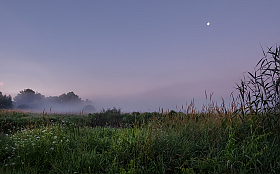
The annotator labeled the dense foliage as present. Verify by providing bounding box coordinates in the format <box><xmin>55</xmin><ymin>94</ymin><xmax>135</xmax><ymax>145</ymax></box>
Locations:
<box><xmin>13</xmin><ymin>89</ymin><xmax>45</xmax><ymax>109</ymax></box>
<box><xmin>0</xmin><ymin>106</ymin><xmax>279</xmax><ymax>173</ymax></box>
<box><xmin>0</xmin><ymin>92</ymin><xmax>12</xmax><ymax>109</ymax></box>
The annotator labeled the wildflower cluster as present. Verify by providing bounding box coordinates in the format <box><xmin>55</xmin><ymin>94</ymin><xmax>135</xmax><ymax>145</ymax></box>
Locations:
<box><xmin>1</xmin><ymin>125</ymin><xmax>71</xmax><ymax>169</ymax></box>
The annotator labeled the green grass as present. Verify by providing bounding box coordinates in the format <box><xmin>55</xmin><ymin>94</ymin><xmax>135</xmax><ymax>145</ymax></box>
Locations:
<box><xmin>0</xmin><ymin>107</ymin><xmax>280</xmax><ymax>174</ymax></box>
<box><xmin>1</xmin><ymin>42</ymin><xmax>279</xmax><ymax>173</ymax></box>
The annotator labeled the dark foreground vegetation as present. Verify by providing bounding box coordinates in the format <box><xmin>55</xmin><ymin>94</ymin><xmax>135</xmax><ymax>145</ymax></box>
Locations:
<box><xmin>0</xmin><ymin>45</ymin><xmax>279</xmax><ymax>173</ymax></box>
<box><xmin>0</xmin><ymin>105</ymin><xmax>280</xmax><ymax>174</ymax></box>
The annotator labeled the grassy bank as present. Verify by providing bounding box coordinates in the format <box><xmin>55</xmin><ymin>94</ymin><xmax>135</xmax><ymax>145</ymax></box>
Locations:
<box><xmin>0</xmin><ymin>105</ymin><xmax>279</xmax><ymax>173</ymax></box>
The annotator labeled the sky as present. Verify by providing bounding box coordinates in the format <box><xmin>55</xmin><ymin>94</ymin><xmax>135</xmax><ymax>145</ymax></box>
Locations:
<box><xmin>1</xmin><ymin>1</ymin><xmax>280</xmax><ymax>112</ymax></box>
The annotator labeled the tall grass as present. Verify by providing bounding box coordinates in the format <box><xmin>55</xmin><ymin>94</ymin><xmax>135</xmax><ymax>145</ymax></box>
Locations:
<box><xmin>1</xmin><ymin>102</ymin><xmax>279</xmax><ymax>173</ymax></box>
<box><xmin>0</xmin><ymin>45</ymin><xmax>280</xmax><ymax>173</ymax></box>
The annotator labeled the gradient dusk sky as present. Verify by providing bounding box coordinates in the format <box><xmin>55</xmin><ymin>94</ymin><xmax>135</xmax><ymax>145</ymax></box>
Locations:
<box><xmin>1</xmin><ymin>1</ymin><xmax>280</xmax><ymax>112</ymax></box>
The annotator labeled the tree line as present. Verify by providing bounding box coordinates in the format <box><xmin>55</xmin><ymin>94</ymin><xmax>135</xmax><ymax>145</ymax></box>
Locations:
<box><xmin>0</xmin><ymin>89</ymin><xmax>95</xmax><ymax>113</ymax></box>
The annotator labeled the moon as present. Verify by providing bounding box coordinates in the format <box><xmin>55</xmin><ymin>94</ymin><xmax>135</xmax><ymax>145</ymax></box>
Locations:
<box><xmin>207</xmin><ymin>22</ymin><xmax>210</xmax><ymax>26</ymax></box>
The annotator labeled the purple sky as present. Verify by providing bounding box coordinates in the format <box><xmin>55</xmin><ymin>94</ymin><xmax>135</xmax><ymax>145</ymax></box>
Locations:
<box><xmin>1</xmin><ymin>1</ymin><xmax>280</xmax><ymax>112</ymax></box>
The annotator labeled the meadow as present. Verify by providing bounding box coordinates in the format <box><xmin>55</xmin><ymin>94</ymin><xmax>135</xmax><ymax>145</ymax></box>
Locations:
<box><xmin>0</xmin><ymin>98</ymin><xmax>279</xmax><ymax>174</ymax></box>
<box><xmin>1</xmin><ymin>45</ymin><xmax>280</xmax><ymax>173</ymax></box>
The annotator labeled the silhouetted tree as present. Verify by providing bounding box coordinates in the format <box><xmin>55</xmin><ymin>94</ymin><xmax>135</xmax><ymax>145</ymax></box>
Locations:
<box><xmin>14</xmin><ymin>89</ymin><xmax>45</xmax><ymax>109</ymax></box>
<box><xmin>0</xmin><ymin>91</ymin><xmax>13</xmax><ymax>109</ymax></box>
<box><xmin>12</xmin><ymin>89</ymin><xmax>94</xmax><ymax>112</ymax></box>
<box><xmin>59</xmin><ymin>92</ymin><xmax>82</xmax><ymax>103</ymax></box>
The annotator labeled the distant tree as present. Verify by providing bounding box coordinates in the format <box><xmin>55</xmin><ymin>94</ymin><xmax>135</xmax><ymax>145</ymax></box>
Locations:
<box><xmin>82</xmin><ymin>105</ymin><xmax>95</xmax><ymax>113</ymax></box>
<box><xmin>0</xmin><ymin>91</ymin><xmax>13</xmax><ymax>109</ymax></box>
<box><xmin>13</xmin><ymin>89</ymin><xmax>45</xmax><ymax>109</ymax></box>
<box><xmin>59</xmin><ymin>92</ymin><xmax>82</xmax><ymax>103</ymax></box>
<box><xmin>12</xmin><ymin>89</ymin><xmax>94</xmax><ymax>112</ymax></box>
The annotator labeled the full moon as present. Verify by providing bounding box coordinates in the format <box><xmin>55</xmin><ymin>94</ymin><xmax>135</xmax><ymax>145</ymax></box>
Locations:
<box><xmin>207</xmin><ymin>22</ymin><xmax>210</xmax><ymax>26</ymax></box>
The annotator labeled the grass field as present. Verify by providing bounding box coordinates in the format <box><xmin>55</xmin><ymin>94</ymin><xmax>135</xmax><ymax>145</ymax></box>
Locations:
<box><xmin>1</xmin><ymin>46</ymin><xmax>279</xmax><ymax>173</ymax></box>
<box><xmin>0</xmin><ymin>98</ymin><xmax>279</xmax><ymax>174</ymax></box>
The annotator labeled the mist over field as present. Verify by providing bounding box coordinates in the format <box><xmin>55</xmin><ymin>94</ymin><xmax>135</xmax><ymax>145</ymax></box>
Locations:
<box><xmin>1</xmin><ymin>1</ymin><xmax>280</xmax><ymax>173</ymax></box>
<box><xmin>0</xmin><ymin>1</ymin><xmax>279</xmax><ymax>112</ymax></box>
<box><xmin>8</xmin><ymin>89</ymin><xmax>95</xmax><ymax>113</ymax></box>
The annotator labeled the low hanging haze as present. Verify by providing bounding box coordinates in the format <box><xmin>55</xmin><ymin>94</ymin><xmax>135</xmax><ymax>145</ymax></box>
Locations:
<box><xmin>1</xmin><ymin>1</ymin><xmax>280</xmax><ymax>112</ymax></box>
